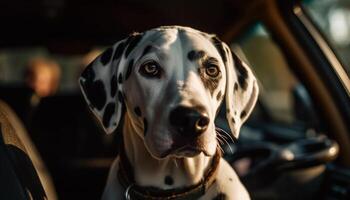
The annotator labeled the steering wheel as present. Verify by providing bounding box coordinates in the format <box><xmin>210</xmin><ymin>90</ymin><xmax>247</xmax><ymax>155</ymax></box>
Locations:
<box><xmin>224</xmin><ymin>135</ymin><xmax>339</xmax><ymax>189</ymax></box>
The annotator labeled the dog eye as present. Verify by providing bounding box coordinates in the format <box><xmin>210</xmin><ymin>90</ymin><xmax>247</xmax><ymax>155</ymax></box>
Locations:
<box><xmin>139</xmin><ymin>61</ymin><xmax>161</xmax><ymax>78</ymax></box>
<box><xmin>205</xmin><ymin>65</ymin><xmax>220</xmax><ymax>77</ymax></box>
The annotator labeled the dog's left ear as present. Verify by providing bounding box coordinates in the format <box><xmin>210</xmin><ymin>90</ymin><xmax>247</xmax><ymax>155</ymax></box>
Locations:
<box><xmin>79</xmin><ymin>33</ymin><xmax>143</xmax><ymax>134</ymax></box>
<box><xmin>212</xmin><ymin>37</ymin><xmax>259</xmax><ymax>139</ymax></box>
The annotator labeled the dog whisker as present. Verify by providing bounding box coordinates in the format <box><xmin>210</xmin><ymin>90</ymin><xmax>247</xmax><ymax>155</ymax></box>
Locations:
<box><xmin>221</xmin><ymin>137</ymin><xmax>234</xmax><ymax>154</ymax></box>
<box><xmin>216</xmin><ymin>130</ymin><xmax>233</xmax><ymax>154</ymax></box>
<box><xmin>218</xmin><ymin>133</ymin><xmax>229</xmax><ymax>144</ymax></box>
<box><xmin>215</xmin><ymin>135</ymin><xmax>225</xmax><ymax>155</ymax></box>
<box><xmin>216</xmin><ymin>136</ymin><xmax>224</xmax><ymax>145</ymax></box>
<box><xmin>219</xmin><ymin>133</ymin><xmax>229</xmax><ymax>141</ymax></box>
<box><xmin>216</xmin><ymin>127</ymin><xmax>236</xmax><ymax>144</ymax></box>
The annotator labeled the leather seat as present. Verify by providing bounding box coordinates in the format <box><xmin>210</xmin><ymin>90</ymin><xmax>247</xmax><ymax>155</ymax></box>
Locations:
<box><xmin>0</xmin><ymin>100</ymin><xmax>57</xmax><ymax>200</ymax></box>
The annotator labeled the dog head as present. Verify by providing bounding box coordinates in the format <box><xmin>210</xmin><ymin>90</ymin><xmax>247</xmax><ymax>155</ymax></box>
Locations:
<box><xmin>79</xmin><ymin>26</ymin><xmax>258</xmax><ymax>159</ymax></box>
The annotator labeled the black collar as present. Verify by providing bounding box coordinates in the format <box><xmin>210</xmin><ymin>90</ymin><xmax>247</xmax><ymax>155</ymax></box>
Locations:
<box><xmin>117</xmin><ymin>141</ymin><xmax>221</xmax><ymax>200</ymax></box>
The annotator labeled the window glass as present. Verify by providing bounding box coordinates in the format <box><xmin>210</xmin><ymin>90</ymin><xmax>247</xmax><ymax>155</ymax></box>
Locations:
<box><xmin>0</xmin><ymin>47</ymin><xmax>102</xmax><ymax>93</ymax></box>
<box><xmin>232</xmin><ymin>23</ymin><xmax>316</xmax><ymax>127</ymax></box>
<box><xmin>303</xmin><ymin>0</ymin><xmax>350</xmax><ymax>75</ymax></box>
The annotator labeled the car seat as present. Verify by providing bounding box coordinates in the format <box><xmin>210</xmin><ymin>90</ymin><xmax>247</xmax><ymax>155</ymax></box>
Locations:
<box><xmin>0</xmin><ymin>100</ymin><xmax>57</xmax><ymax>200</ymax></box>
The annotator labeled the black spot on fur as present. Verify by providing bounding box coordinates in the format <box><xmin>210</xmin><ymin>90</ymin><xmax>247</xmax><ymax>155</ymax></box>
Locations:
<box><xmin>187</xmin><ymin>50</ymin><xmax>205</xmax><ymax>61</ymax></box>
<box><xmin>226</xmin><ymin>108</ymin><xmax>230</xmax><ymax>113</ymax></box>
<box><xmin>103</xmin><ymin>102</ymin><xmax>115</xmax><ymax>128</ymax></box>
<box><xmin>231</xmin><ymin>52</ymin><xmax>248</xmax><ymax>90</ymax></box>
<box><xmin>125</xmin><ymin>33</ymin><xmax>143</xmax><ymax>58</ymax></box>
<box><xmin>240</xmin><ymin>111</ymin><xmax>247</xmax><ymax>119</ymax></box>
<box><xmin>134</xmin><ymin>107</ymin><xmax>142</xmax><ymax>117</ymax></box>
<box><xmin>187</xmin><ymin>50</ymin><xmax>196</xmax><ymax>60</ymax></box>
<box><xmin>81</xmin><ymin>64</ymin><xmax>95</xmax><ymax>80</ymax></box>
<box><xmin>238</xmin><ymin>75</ymin><xmax>248</xmax><ymax>90</ymax></box>
<box><xmin>118</xmin><ymin>74</ymin><xmax>123</xmax><ymax>84</ymax></box>
<box><xmin>231</xmin><ymin>117</ymin><xmax>235</xmax><ymax>124</ymax></box>
<box><xmin>212</xmin><ymin>193</ymin><xmax>227</xmax><ymax>200</ymax></box>
<box><xmin>125</xmin><ymin>59</ymin><xmax>134</xmax><ymax>80</ymax></box>
<box><xmin>143</xmin><ymin>118</ymin><xmax>148</xmax><ymax>136</ymax></box>
<box><xmin>211</xmin><ymin>36</ymin><xmax>227</xmax><ymax>64</ymax></box>
<box><xmin>113</xmin><ymin>42</ymin><xmax>125</xmax><ymax>60</ymax></box>
<box><xmin>117</xmin><ymin>91</ymin><xmax>124</xmax><ymax>103</ymax></box>
<box><xmin>164</xmin><ymin>176</ymin><xmax>174</xmax><ymax>185</ymax></box>
<box><xmin>229</xmin><ymin>178</ymin><xmax>233</xmax><ymax>181</ymax></box>
<box><xmin>100</xmin><ymin>47</ymin><xmax>113</xmax><ymax>65</ymax></box>
<box><xmin>234</xmin><ymin>82</ymin><xmax>238</xmax><ymax>91</ymax></box>
<box><xmin>234</xmin><ymin>111</ymin><xmax>237</xmax><ymax>115</ymax></box>
<box><xmin>81</xmin><ymin>77</ymin><xmax>106</xmax><ymax>111</ymax></box>
<box><xmin>110</xmin><ymin>75</ymin><xmax>118</xmax><ymax>97</ymax></box>
<box><xmin>141</xmin><ymin>45</ymin><xmax>153</xmax><ymax>57</ymax></box>
<box><xmin>216</xmin><ymin>91</ymin><xmax>222</xmax><ymax>101</ymax></box>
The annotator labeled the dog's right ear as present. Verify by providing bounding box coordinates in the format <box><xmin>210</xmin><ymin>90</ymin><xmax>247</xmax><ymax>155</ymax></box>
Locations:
<box><xmin>79</xmin><ymin>33</ymin><xmax>143</xmax><ymax>134</ymax></box>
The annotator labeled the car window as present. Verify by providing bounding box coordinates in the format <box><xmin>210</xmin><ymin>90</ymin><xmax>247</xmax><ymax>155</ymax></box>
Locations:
<box><xmin>232</xmin><ymin>23</ymin><xmax>319</xmax><ymax>129</ymax></box>
<box><xmin>302</xmin><ymin>0</ymin><xmax>350</xmax><ymax>76</ymax></box>
<box><xmin>0</xmin><ymin>48</ymin><xmax>102</xmax><ymax>93</ymax></box>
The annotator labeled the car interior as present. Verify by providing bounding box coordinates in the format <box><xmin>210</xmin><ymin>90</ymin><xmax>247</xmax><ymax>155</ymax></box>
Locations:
<box><xmin>0</xmin><ymin>0</ymin><xmax>349</xmax><ymax>199</ymax></box>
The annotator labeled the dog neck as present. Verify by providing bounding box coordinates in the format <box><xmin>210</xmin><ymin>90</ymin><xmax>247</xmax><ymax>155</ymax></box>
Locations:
<box><xmin>122</xmin><ymin>113</ymin><xmax>213</xmax><ymax>189</ymax></box>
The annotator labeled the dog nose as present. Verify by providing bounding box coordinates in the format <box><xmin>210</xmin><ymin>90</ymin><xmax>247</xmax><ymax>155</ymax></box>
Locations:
<box><xmin>169</xmin><ymin>106</ymin><xmax>210</xmax><ymax>136</ymax></box>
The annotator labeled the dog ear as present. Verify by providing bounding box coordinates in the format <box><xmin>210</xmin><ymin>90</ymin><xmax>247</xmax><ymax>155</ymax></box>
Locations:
<box><xmin>211</xmin><ymin>36</ymin><xmax>259</xmax><ymax>139</ymax></box>
<box><xmin>79</xmin><ymin>33</ymin><xmax>143</xmax><ymax>134</ymax></box>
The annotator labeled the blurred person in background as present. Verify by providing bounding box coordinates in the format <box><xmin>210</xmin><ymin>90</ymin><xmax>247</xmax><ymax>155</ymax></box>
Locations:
<box><xmin>25</xmin><ymin>58</ymin><xmax>61</xmax><ymax>99</ymax></box>
<box><xmin>22</xmin><ymin>57</ymin><xmax>61</xmax><ymax>128</ymax></box>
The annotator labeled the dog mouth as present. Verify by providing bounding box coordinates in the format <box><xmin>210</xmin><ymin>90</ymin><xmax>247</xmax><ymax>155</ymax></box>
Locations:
<box><xmin>155</xmin><ymin>142</ymin><xmax>210</xmax><ymax>159</ymax></box>
<box><xmin>158</xmin><ymin>138</ymin><xmax>212</xmax><ymax>158</ymax></box>
<box><xmin>148</xmin><ymin>128</ymin><xmax>215</xmax><ymax>159</ymax></box>
<box><xmin>173</xmin><ymin>145</ymin><xmax>210</xmax><ymax>157</ymax></box>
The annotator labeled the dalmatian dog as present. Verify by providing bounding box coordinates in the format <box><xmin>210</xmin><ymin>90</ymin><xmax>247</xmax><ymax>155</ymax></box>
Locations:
<box><xmin>79</xmin><ymin>26</ymin><xmax>258</xmax><ymax>200</ymax></box>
